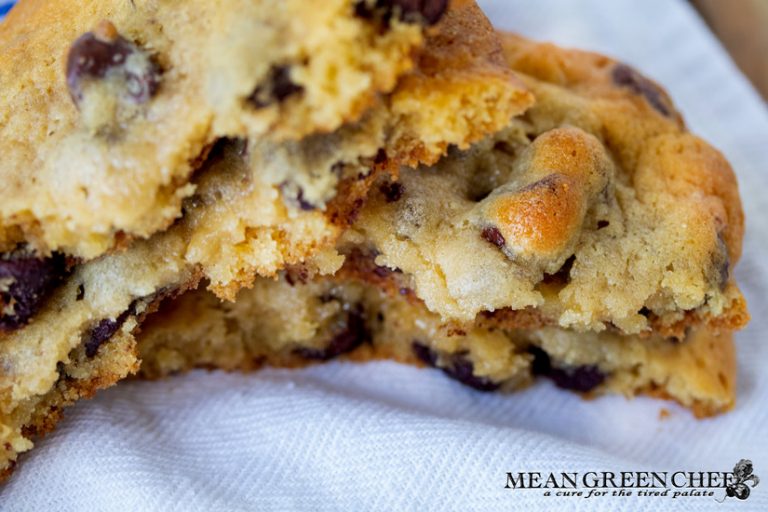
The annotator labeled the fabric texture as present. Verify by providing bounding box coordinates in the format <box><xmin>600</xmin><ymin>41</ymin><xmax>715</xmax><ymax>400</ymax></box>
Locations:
<box><xmin>2</xmin><ymin>0</ymin><xmax>767</xmax><ymax>510</ymax></box>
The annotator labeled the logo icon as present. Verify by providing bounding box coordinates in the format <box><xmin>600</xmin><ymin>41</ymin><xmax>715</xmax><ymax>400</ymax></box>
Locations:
<box><xmin>719</xmin><ymin>459</ymin><xmax>759</xmax><ymax>502</ymax></box>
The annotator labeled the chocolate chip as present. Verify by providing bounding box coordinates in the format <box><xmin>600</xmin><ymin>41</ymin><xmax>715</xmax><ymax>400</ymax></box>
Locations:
<box><xmin>76</xmin><ymin>284</ymin><xmax>85</xmax><ymax>301</ymax></box>
<box><xmin>529</xmin><ymin>346</ymin><xmax>606</xmax><ymax>392</ymax></box>
<box><xmin>66</xmin><ymin>23</ymin><xmax>160</xmax><ymax>106</ymax></box>
<box><xmin>330</xmin><ymin>161</ymin><xmax>346</xmax><ymax>178</ymax></box>
<box><xmin>373</xmin><ymin>265</ymin><xmax>393</xmax><ymax>278</ymax></box>
<box><xmin>374</xmin><ymin>149</ymin><xmax>387</xmax><ymax>165</ymax></box>
<box><xmin>248</xmin><ymin>65</ymin><xmax>303</xmax><ymax>109</ymax></box>
<box><xmin>611</xmin><ymin>63</ymin><xmax>670</xmax><ymax>117</ymax></box>
<box><xmin>279</xmin><ymin>181</ymin><xmax>316</xmax><ymax>211</ymax></box>
<box><xmin>295</xmin><ymin>189</ymin><xmax>315</xmax><ymax>211</ymax></box>
<box><xmin>354</xmin><ymin>0</ymin><xmax>448</xmax><ymax>26</ymax></box>
<box><xmin>493</xmin><ymin>140</ymin><xmax>517</xmax><ymax>157</ymax></box>
<box><xmin>443</xmin><ymin>354</ymin><xmax>500</xmax><ymax>391</ymax></box>
<box><xmin>270</xmin><ymin>66</ymin><xmax>303</xmax><ymax>102</ymax></box>
<box><xmin>412</xmin><ymin>341</ymin><xmax>438</xmax><ymax>366</ymax></box>
<box><xmin>295</xmin><ymin>308</ymin><xmax>369</xmax><ymax>360</ymax></box>
<box><xmin>597</xmin><ymin>220</ymin><xmax>610</xmax><ymax>229</ymax></box>
<box><xmin>412</xmin><ymin>342</ymin><xmax>500</xmax><ymax>392</ymax></box>
<box><xmin>81</xmin><ymin>292</ymin><xmax>161</xmax><ymax>358</ymax></box>
<box><xmin>380</xmin><ymin>181</ymin><xmax>404</xmax><ymax>203</ymax></box>
<box><xmin>410</xmin><ymin>0</ymin><xmax>449</xmax><ymax>25</ymax></box>
<box><xmin>354</xmin><ymin>0</ymin><xmax>377</xmax><ymax>19</ymax></box>
<box><xmin>0</xmin><ymin>252</ymin><xmax>68</xmax><ymax>331</ymax></box>
<box><xmin>481</xmin><ymin>226</ymin><xmax>506</xmax><ymax>249</ymax></box>
<box><xmin>83</xmin><ymin>310</ymin><xmax>130</xmax><ymax>358</ymax></box>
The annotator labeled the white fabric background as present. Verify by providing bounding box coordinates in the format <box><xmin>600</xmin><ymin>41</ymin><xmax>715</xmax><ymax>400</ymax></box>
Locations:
<box><xmin>2</xmin><ymin>0</ymin><xmax>767</xmax><ymax>510</ymax></box>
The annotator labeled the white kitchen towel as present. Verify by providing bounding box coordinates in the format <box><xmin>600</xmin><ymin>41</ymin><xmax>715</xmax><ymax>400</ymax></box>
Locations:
<box><xmin>2</xmin><ymin>0</ymin><xmax>767</xmax><ymax>510</ymax></box>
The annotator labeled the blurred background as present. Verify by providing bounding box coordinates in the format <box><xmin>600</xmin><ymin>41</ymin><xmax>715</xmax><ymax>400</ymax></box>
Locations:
<box><xmin>691</xmin><ymin>0</ymin><xmax>768</xmax><ymax>100</ymax></box>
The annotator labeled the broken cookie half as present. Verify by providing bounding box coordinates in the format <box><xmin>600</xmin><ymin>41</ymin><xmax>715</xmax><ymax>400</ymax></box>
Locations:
<box><xmin>0</xmin><ymin>0</ymin><xmax>525</xmax><ymax>261</ymax></box>
<box><xmin>0</xmin><ymin>2</ymin><xmax>533</xmax><ymax>478</ymax></box>
<box><xmin>137</xmin><ymin>259</ymin><xmax>736</xmax><ymax>419</ymax></box>
<box><xmin>134</xmin><ymin>33</ymin><xmax>746</xmax><ymax>424</ymax></box>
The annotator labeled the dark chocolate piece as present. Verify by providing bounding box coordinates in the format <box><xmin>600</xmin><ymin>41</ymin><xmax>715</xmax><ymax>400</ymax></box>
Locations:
<box><xmin>0</xmin><ymin>252</ymin><xmax>67</xmax><ymax>331</ymax></box>
<box><xmin>295</xmin><ymin>308</ymin><xmax>369</xmax><ymax>360</ymax></box>
<box><xmin>412</xmin><ymin>342</ymin><xmax>500</xmax><ymax>392</ymax></box>
<box><xmin>380</xmin><ymin>181</ymin><xmax>404</xmax><ymax>203</ymax></box>
<box><xmin>529</xmin><ymin>346</ymin><xmax>606</xmax><ymax>392</ymax></box>
<box><xmin>354</xmin><ymin>0</ymin><xmax>448</xmax><ymax>26</ymax></box>
<box><xmin>481</xmin><ymin>226</ymin><xmax>506</xmax><ymax>249</ymax></box>
<box><xmin>83</xmin><ymin>310</ymin><xmax>131</xmax><ymax>358</ymax></box>
<box><xmin>249</xmin><ymin>65</ymin><xmax>303</xmax><ymax>109</ymax></box>
<box><xmin>612</xmin><ymin>63</ymin><xmax>671</xmax><ymax>117</ymax></box>
<box><xmin>66</xmin><ymin>25</ymin><xmax>160</xmax><ymax>105</ymax></box>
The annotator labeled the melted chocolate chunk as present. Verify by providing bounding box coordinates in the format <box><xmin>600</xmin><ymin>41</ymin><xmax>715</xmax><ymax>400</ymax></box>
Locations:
<box><xmin>611</xmin><ymin>63</ymin><xmax>670</xmax><ymax>117</ymax></box>
<box><xmin>412</xmin><ymin>342</ymin><xmax>500</xmax><ymax>392</ymax></box>
<box><xmin>66</xmin><ymin>26</ymin><xmax>160</xmax><ymax>105</ymax></box>
<box><xmin>83</xmin><ymin>310</ymin><xmax>131</xmax><ymax>358</ymax></box>
<box><xmin>249</xmin><ymin>65</ymin><xmax>303</xmax><ymax>108</ymax></box>
<box><xmin>380</xmin><ymin>181</ymin><xmax>404</xmax><ymax>203</ymax></box>
<box><xmin>354</xmin><ymin>0</ymin><xmax>448</xmax><ymax>26</ymax></box>
<box><xmin>295</xmin><ymin>308</ymin><xmax>369</xmax><ymax>360</ymax></box>
<box><xmin>481</xmin><ymin>226</ymin><xmax>506</xmax><ymax>249</ymax></box>
<box><xmin>373</xmin><ymin>265</ymin><xmax>393</xmax><ymax>278</ymax></box>
<box><xmin>82</xmin><ymin>293</ymin><xmax>160</xmax><ymax>358</ymax></box>
<box><xmin>0</xmin><ymin>252</ymin><xmax>68</xmax><ymax>331</ymax></box>
<box><xmin>529</xmin><ymin>346</ymin><xmax>606</xmax><ymax>392</ymax></box>
<box><xmin>374</xmin><ymin>149</ymin><xmax>388</xmax><ymax>165</ymax></box>
<box><xmin>412</xmin><ymin>341</ymin><xmax>438</xmax><ymax>366</ymax></box>
<box><xmin>443</xmin><ymin>354</ymin><xmax>500</xmax><ymax>392</ymax></box>
<box><xmin>294</xmin><ymin>189</ymin><xmax>316</xmax><ymax>211</ymax></box>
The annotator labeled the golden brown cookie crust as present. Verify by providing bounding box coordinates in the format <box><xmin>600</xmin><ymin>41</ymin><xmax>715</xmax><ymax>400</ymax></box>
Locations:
<box><xmin>133</xmin><ymin>266</ymin><xmax>736</xmax><ymax>419</ymax></box>
<box><xmin>349</xmin><ymin>32</ymin><xmax>748</xmax><ymax>336</ymax></box>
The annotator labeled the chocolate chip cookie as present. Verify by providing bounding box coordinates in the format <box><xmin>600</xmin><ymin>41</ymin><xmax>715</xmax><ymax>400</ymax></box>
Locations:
<box><xmin>350</xmin><ymin>32</ymin><xmax>748</xmax><ymax>337</ymax></box>
<box><xmin>0</xmin><ymin>0</ymin><xmax>471</xmax><ymax>261</ymax></box>
<box><xmin>136</xmin><ymin>257</ymin><xmax>736</xmax><ymax>419</ymax></box>
<box><xmin>133</xmin><ymin>33</ymin><xmax>747</xmax><ymax>422</ymax></box>
<box><xmin>0</xmin><ymin>4</ymin><xmax>533</xmax><ymax>478</ymax></box>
